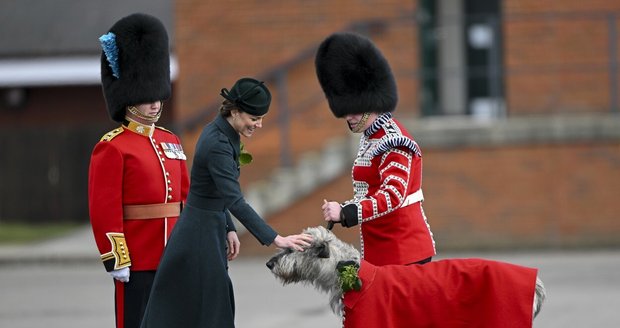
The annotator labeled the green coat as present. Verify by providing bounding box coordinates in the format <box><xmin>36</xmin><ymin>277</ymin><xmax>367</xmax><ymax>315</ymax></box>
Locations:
<box><xmin>141</xmin><ymin>115</ymin><xmax>277</xmax><ymax>328</ymax></box>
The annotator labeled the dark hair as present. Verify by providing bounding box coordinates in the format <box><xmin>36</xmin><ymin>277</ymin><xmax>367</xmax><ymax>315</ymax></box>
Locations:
<box><xmin>219</xmin><ymin>100</ymin><xmax>238</xmax><ymax>117</ymax></box>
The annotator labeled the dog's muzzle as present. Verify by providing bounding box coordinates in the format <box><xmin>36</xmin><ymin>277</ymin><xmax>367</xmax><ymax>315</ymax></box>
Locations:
<box><xmin>266</xmin><ymin>257</ymin><xmax>277</xmax><ymax>270</ymax></box>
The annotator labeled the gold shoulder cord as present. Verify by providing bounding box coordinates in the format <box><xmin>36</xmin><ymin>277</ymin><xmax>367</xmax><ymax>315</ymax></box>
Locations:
<box><xmin>100</xmin><ymin>127</ymin><xmax>124</xmax><ymax>142</ymax></box>
<box><xmin>155</xmin><ymin>126</ymin><xmax>172</xmax><ymax>133</ymax></box>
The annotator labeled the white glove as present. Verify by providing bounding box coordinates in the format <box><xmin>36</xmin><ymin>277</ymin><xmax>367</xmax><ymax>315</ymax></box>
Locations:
<box><xmin>109</xmin><ymin>267</ymin><xmax>130</xmax><ymax>282</ymax></box>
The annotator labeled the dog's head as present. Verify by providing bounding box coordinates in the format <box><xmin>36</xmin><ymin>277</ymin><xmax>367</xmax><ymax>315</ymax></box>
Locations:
<box><xmin>266</xmin><ymin>226</ymin><xmax>360</xmax><ymax>287</ymax></box>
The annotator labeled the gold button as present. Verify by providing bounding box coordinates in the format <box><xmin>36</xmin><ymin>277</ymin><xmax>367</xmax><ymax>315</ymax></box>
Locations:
<box><xmin>167</xmin><ymin>180</ymin><xmax>171</xmax><ymax>184</ymax></box>
<box><xmin>166</xmin><ymin>172</ymin><xmax>170</xmax><ymax>176</ymax></box>
<box><xmin>168</xmin><ymin>195</ymin><xmax>173</xmax><ymax>200</ymax></box>
<box><xmin>168</xmin><ymin>187</ymin><xmax>172</xmax><ymax>192</ymax></box>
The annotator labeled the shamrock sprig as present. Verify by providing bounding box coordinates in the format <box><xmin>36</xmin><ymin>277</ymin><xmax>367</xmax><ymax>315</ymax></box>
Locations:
<box><xmin>337</xmin><ymin>261</ymin><xmax>362</xmax><ymax>292</ymax></box>
<box><xmin>239</xmin><ymin>142</ymin><xmax>253</xmax><ymax>166</ymax></box>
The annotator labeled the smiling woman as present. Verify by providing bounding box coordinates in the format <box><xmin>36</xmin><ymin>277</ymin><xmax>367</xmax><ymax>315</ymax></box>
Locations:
<box><xmin>140</xmin><ymin>77</ymin><xmax>312</xmax><ymax>328</ymax></box>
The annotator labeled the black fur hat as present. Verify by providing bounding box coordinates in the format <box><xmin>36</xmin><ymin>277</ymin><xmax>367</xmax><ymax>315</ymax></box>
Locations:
<box><xmin>315</xmin><ymin>32</ymin><xmax>397</xmax><ymax>118</ymax></box>
<box><xmin>100</xmin><ymin>13</ymin><xmax>171</xmax><ymax>122</ymax></box>
<box><xmin>220</xmin><ymin>78</ymin><xmax>271</xmax><ymax>116</ymax></box>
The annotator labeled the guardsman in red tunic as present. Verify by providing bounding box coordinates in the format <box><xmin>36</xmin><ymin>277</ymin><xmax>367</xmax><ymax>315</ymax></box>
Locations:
<box><xmin>88</xmin><ymin>13</ymin><xmax>189</xmax><ymax>328</ymax></box>
<box><xmin>318</xmin><ymin>32</ymin><xmax>436</xmax><ymax>266</ymax></box>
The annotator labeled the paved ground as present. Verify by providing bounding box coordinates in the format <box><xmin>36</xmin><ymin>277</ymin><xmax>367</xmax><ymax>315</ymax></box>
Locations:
<box><xmin>0</xmin><ymin>226</ymin><xmax>618</xmax><ymax>327</ymax></box>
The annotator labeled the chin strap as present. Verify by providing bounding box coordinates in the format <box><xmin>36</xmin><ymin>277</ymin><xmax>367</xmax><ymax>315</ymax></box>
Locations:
<box><xmin>350</xmin><ymin>112</ymin><xmax>371</xmax><ymax>133</ymax></box>
<box><xmin>126</xmin><ymin>102</ymin><xmax>163</xmax><ymax>123</ymax></box>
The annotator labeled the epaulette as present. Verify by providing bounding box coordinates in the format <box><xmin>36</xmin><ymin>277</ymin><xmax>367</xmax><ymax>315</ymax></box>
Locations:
<box><xmin>100</xmin><ymin>127</ymin><xmax>124</xmax><ymax>142</ymax></box>
<box><xmin>372</xmin><ymin>135</ymin><xmax>422</xmax><ymax>158</ymax></box>
<box><xmin>155</xmin><ymin>126</ymin><xmax>173</xmax><ymax>134</ymax></box>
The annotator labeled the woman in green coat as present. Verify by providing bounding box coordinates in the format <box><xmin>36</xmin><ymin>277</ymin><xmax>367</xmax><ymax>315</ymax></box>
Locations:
<box><xmin>140</xmin><ymin>78</ymin><xmax>312</xmax><ymax>328</ymax></box>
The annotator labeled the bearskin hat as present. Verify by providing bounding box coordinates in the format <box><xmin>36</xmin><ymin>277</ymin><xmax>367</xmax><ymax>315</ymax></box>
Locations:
<box><xmin>99</xmin><ymin>13</ymin><xmax>171</xmax><ymax>122</ymax></box>
<box><xmin>315</xmin><ymin>32</ymin><xmax>398</xmax><ymax>118</ymax></box>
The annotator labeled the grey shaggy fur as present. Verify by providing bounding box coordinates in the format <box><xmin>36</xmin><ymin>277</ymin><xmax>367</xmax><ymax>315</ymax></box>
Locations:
<box><xmin>266</xmin><ymin>226</ymin><xmax>358</xmax><ymax>315</ymax></box>
<box><xmin>266</xmin><ymin>226</ymin><xmax>546</xmax><ymax>319</ymax></box>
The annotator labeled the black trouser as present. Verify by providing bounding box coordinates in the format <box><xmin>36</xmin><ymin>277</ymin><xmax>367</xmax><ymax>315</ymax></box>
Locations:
<box><xmin>114</xmin><ymin>271</ymin><xmax>155</xmax><ymax>328</ymax></box>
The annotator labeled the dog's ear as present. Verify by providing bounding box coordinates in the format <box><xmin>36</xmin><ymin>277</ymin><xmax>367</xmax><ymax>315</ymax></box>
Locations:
<box><xmin>316</xmin><ymin>242</ymin><xmax>330</xmax><ymax>258</ymax></box>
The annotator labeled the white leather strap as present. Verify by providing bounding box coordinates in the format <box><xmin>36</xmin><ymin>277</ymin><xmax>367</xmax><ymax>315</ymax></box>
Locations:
<box><xmin>401</xmin><ymin>189</ymin><xmax>424</xmax><ymax>207</ymax></box>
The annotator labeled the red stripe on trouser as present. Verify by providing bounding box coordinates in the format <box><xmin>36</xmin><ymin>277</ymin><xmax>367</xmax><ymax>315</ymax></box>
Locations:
<box><xmin>115</xmin><ymin>280</ymin><xmax>125</xmax><ymax>328</ymax></box>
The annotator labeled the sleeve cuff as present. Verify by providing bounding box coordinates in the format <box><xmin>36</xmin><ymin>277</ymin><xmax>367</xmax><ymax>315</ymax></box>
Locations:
<box><xmin>340</xmin><ymin>204</ymin><xmax>359</xmax><ymax>227</ymax></box>
<box><xmin>100</xmin><ymin>232</ymin><xmax>131</xmax><ymax>271</ymax></box>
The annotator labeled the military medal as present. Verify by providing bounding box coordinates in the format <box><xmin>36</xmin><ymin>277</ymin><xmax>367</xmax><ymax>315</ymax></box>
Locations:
<box><xmin>160</xmin><ymin>142</ymin><xmax>187</xmax><ymax>160</ymax></box>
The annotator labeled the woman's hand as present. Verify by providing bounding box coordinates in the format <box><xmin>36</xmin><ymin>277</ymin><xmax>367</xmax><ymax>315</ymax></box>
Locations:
<box><xmin>227</xmin><ymin>231</ymin><xmax>240</xmax><ymax>261</ymax></box>
<box><xmin>273</xmin><ymin>233</ymin><xmax>313</xmax><ymax>252</ymax></box>
<box><xmin>322</xmin><ymin>199</ymin><xmax>341</xmax><ymax>223</ymax></box>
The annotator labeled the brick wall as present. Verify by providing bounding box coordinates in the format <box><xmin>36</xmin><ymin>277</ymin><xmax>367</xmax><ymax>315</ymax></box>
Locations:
<box><xmin>240</xmin><ymin>134</ymin><xmax>620</xmax><ymax>256</ymax></box>
<box><xmin>423</xmin><ymin>142</ymin><xmax>620</xmax><ymax>250</ymax></box>
<box><xmin>174</xmin><ymin>0</ymin><xmax>417</xmax><ymax>123</ymax></box>
<box><xmin>175</xmin><ymin>0</ymin><xmax>620</xmax><ymax>152</ymax></box>
<box><xmin>503</xmin><ymin>0</ymin><xmax>620</xmax><ymax>114</ymax></box>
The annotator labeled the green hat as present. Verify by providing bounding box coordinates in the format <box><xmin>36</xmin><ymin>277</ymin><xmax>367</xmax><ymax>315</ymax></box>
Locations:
<box><xmin>220</xmin><ymin>78</ymin><xmax>271</xmax><ymax>116</ymax></box>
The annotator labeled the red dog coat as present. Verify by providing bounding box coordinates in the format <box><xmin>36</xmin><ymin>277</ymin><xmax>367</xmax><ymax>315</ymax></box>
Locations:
<box><xmin>343</xmin><ymin>259</ymin><xmax>538</xmax><ymax>328</ymax></box>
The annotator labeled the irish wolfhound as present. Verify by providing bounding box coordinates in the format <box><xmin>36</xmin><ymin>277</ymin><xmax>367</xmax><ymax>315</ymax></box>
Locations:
<box><xmin>267</xmin><ymin>226</ymin><xmax>546</xmax><ymax>328</ymax></box>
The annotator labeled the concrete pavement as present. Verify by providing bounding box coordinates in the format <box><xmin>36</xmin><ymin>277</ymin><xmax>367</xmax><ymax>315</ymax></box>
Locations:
<box><xmin>0</xmin><ymin>226</ymin><xmax>619</xmax><ymax>327</ymax></box>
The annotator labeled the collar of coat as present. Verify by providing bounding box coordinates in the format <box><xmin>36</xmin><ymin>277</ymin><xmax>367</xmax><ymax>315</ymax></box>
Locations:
<box><xmin>214</xmin><ymin>114</ymin><xmax>241</xmax><ymax>160</ymax></box>
<box><xmin>364</xmin><ymin>112</ymin><xmax>393</xmax><ymax>137</ymax></box>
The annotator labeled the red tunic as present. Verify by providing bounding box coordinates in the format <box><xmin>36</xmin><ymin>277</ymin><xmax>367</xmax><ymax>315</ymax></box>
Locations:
<box><xmin>348</xmin><ymin>113</ymin><xmax>435</xmax><ymax>265</ymax></box>
<box><xmin>88</xmin><ymin>123</ymin><xmax>189</xmax><ymax>271</ymax></box>
<box><xmin>343</xmin><ymin>259</ymin><xmax>538</xmax><ymax>328</ymax></box>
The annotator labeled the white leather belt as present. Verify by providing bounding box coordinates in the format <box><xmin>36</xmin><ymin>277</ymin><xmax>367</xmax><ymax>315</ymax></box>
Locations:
<box><xmin>401</xmin><ymin>189</ymin><xmax>424</xmax><ymax>207</ymax></box>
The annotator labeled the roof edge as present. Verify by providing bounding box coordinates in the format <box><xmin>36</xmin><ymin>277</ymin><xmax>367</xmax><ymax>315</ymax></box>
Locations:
<box><xmin>0</xmin><ymin>55</ymin><xmax>178</xmax><ymax>87</ymax></box>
